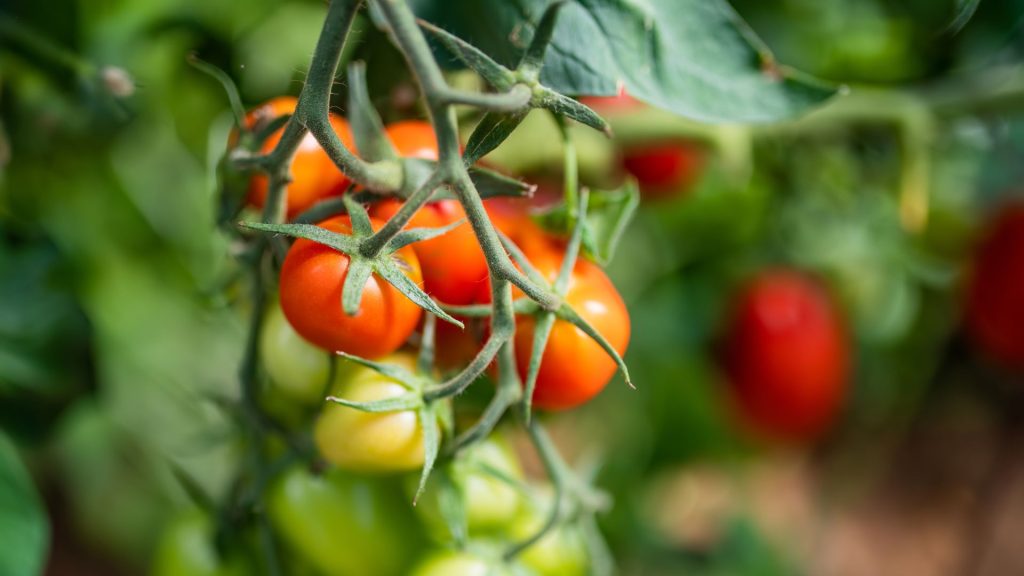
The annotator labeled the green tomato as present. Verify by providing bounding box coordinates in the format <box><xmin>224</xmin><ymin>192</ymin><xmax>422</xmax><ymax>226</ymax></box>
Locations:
<box><xmin>260</xmin><ymin>301</ymin><xmax>339</xmax><ymax>404</ymax></box>
<box><xmin>267</xmin><ymin>464</ymin><xmax>424</xmax><ymax>576</ymax></box>
<box><xmin>413</xmin><ymin>434</ymin><xmax>525</xmax><ymax>542</ymax></box>
<box><xmin>150</xmin><ymin>509</ymin><xmax>247</xmax><ymax>576</ymax></box>
<box><xmin>409</xmin><ymin>549</ymin><xmax>527</xmax><ymax>576</ymax></box>
<box><xmin>314</xmin><ymin>352</ymin><xmax>436</xmax><ymax>473</ymax></box>
<box><xmin>511</xmin><ymin>492</ymin><xmax>588</xmax><ymax>576</ymax></box>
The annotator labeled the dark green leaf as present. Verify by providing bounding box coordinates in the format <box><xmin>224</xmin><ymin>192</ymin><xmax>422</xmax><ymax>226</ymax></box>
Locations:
<box><xmin>0</xmin><ymin>432</ymin><xmax>48</xmax><ymax>576</ymax></box>
<box><xmin>347</xmin><ymin>61</ymin><xmax>398</xmax><ymax>162</ymax></box>
<box><xmin>412</xmin><ymin>0</ymin><xmax>836</xmax><ymax>122</ymax></box>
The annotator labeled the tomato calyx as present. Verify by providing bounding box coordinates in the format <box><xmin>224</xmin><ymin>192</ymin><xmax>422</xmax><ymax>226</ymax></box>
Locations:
<box><xmin>242</xmin><ymin>194</ymin><xmax>464</xmax><ymax>328</ymax></box>
<box><xmin>324</xmin><ymin>335</ymin><xmax>454</xmax><ymax>503</ymax></box>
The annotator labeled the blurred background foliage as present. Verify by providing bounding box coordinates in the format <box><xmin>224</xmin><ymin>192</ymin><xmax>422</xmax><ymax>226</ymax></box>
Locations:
<box><xmin>2</xmin><ymin>0</ymin><xmax>1024</xmax><ymax>574</ymax></box>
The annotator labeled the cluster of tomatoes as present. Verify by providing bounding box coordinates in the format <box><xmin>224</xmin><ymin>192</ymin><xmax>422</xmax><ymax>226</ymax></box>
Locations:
<box><xmin>152</xmin><ymin>98</ymin><xmax>635</xmax><ymax>576</ymax></box>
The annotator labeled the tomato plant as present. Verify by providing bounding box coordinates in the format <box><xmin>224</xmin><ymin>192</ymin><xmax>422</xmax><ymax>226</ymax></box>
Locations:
<box><xmin>242</xmin><ymin>97</ymin><xmax>356</xmax><ymax>219</ymax></box>
<box><xmin>722</xmin><ymin>269</ymin><xmax>851</xmax><ymax>442</ymax></box>
<box><xmin>278</xmin><ymin>215</ymin><xmax>423</xmax><ymax>357</ymax></box>
<box><xmin>965</xmin><ymin>202</ymin><xmax>1024</xmax><ymax>371</ymax></box>
<box><xmin>314</xmin><ymin>352</ymin><xmax>435</xmax><ymax>472</ymax></box>
<box><xmin>268</xmin><ymin>465</ymin><xmax>423</xmax><ymax>576</ymax></box>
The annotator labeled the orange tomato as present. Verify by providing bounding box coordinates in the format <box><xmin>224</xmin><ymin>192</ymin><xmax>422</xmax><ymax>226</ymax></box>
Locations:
<box><xmin>278</xmin><ymin>215</ymin><xmax>422</xmax><ymax>357</ymax></box>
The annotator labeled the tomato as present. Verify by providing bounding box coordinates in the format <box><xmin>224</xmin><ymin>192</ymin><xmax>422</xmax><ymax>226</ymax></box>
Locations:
<box><xmin>581</xmin><ymin>90</ymin><xmax>705</xmax><ymax>200</ymax></box>
<box><xmin>260</xmin><ymin>301</ymin><xmax>351</xmax><ymax>404</ymax></box>
<box><xmin>314</xmin><ymin>352</ymin><xmax>435</xmax><ymax>472</ymax></box>
<box><xmin>409</xmin><ymin>549</ymin><xmax>524</xmax><ymax>576</ymax></box>
<box><xmin>412</xmin><ymin>434</ymin><xmax>525</xmax><ymax>542</ymax></box>
<box><xmin>242</xmin><ymin>97</ymin><xmax>356</xmax><ymax>219</ymax></box>
<box><xmin>369</xmin><ymin>121</ymin><xmax>490</xmax><ymax>305</ymax></box>
<box><xmin>621</xmin><ymin>142</ymin><xmax>705</xmax><ymax>200</ymax></box>
<box><xmin>268</xmin><ymin>465</ymin><xmax>423</xmax><ymax>576</ymax></box>
<box><xmin>722</xmin><ymin>269</ymin><xmax>850</xmax><ymax>442</ymax></box>
<box><xmin>965</xmin><ymin>203</ymin><xmax>1024</xmax><ymax>371</ymax></box>
<box><xmin>510</xmin><ymin>490</ymin><xmax>588</xmax><ymax>576</ymax></box>
<box><xmin>150</xmin><ymin>509</ymin><xmax>248</xmax><ymax>576</ymax></box>
<box><xmin>508</xmin><ymin>234</ymin><xmax>631</xmax><ymax>410</ymax></box>
<box><xmin>279</xmin><ymin>215</ymin><xmax>422</xmax><ymax>358</ymax></box>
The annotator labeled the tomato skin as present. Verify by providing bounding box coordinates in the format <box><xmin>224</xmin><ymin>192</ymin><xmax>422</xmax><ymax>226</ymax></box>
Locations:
<box><xmin>259</xmin><ymin>301</ymin><xmax>342</xmax><ymax>404</ymax></box>
<box><xmin>314</xmin><ymin>352</ymin><xmax>435</xmax><ymax>472</ymax></box>
<box><xmin>267</xmin><ymin>465</ymin><xmax>423</xmax><ymax>576</ymax></box>
<box><xmin>510</xmin><ymin>235</ymin><xmax>630</xmax><ymax>410</ymax></box>
<box><xmin>150</xmin><ymin>509</ymin><xmax>248</xmax><ymax>576</ymax></box>
<box><xmin>278</xmin><ymin>215</ymin><xmax>422</xmax><ymax>358</ymax></box>
<box><xmin>722</xmin><ymin>270</ymin><xmax>850</xmax><ymax>442</ymax></box>
<box><xmin>385</xmin><ymin>120</ymin><xmax>441</xmax><ymax>160</ymax></box>
<box><xmin>965</xmin><ymin>203</ymin><xmax>1024</xmax><ymax>370</ymax></box>
<box><xmin>409</xmin><ymin>550</ymin><xmax>523</xmax><ymax>576</ymax></box>
<box><xmin>412</xmin><ymin>435</ymin><xmax>525</xmax><ymax>542</ymax></box>
<box><xmin>243</xmin><ymin>97</ymin><xmax>355</xmax><ymax>219</ymax></box>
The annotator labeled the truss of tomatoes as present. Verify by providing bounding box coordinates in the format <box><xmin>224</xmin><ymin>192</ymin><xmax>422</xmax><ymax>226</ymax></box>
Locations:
<box><xmin>237</xmin><ymin>107</ymin><xmax>630</xmax><ymax>420</ymax></box>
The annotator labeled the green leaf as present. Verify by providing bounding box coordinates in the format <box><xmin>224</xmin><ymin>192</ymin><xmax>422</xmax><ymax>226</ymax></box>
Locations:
<box><xmin>412</xmin><ymin>0</ymin><xmax>836</xmax><ymax>122</ymax></box>
<box><xmin>347</xmin><ymin>61</ymin><xmax>398</xmax><ymax>162</ymax></box>
<box><xmin>464</xmin><ymin>111</ymin><xmax>528</xmax><ymax>165</ymax></box>
<box><xmin>0</xmin><ymin>432</ymin><xmax>48</xmax><ymax>576</ymax></box>
<box><xmin>537</xmin><ymin>182</ymin><xmax>639</xmax><ymax>265</ymax></box>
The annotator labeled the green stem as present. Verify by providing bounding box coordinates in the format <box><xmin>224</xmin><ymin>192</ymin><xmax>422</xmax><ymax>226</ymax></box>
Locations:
<box><xmin>504</xmin><ymin>419</ymin><xmax>568</xmax><ymax>560</ymax></box>
<box><xmin>359</xmin><ymin>169</ymin><xmax>443</xmax><ymax>257</ymax></box>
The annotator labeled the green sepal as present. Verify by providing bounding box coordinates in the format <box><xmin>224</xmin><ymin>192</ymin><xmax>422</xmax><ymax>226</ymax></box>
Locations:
<box><xmin>467</xmin><ymin>165</ymin><xmax>535</xmax><ymax>199</ymax></box>
<box><xmin>556</xmin><ymin>304</ymin><xmax>632</xmax><ymax>389</ymax></box>
<box><xmin>433</xmin><ymin>467</ymin><xmax>468</xmax><ymax>545</ymax></box>
<box><xmin>341</xmin><ymin>257</ymin><xmax>374</xmax><ymax>316</ymax></box>
<box><xmin>325</xmin><ymin>391</ymin><xmax>423</xmax><ymax>413</ymax></box>
<box><xmin>238</xmin><ymin>222</ymin><xmax>360</xmax><ymax>253</ymax></box>
<box><xmin>386</xmin><ymin>220</ymin><xmax>465</xmax><ymax>252</ymax></box>
<box><xmin>518</xmin><ymin>0</ymin><xmax>567</xmax><ymax>74</ymax></box>
<box><xmin>347</xmin><ymin>61</ymin><xmax>398</xmax><ymax>162</ymax></box>
<box><xmin>418</xmin><ymin>19</ymin><xmax>515</xmax><ymax>90</ymax></box>
<box><xmin>375</xmin><ymin>263</ymin><xmax>465</xmax><ymax>328</ymax></box>
<box><xmin>464</xmin><ymin>111</ymin><xmax>528</xmax><ymax>165</ymax></box>
<box><xmin>343</xmin><ymin>194</ymin><xmax>374</xmax><ymax>236</ymax></box>
<box><xmin>413</xmin><ymin>402</ymin><xmax>442</xmax><ymax>504</ymax></box>
<box><xmin>522</xmin><ymin>311</ymin><xmax>556</xmax><ymax>424</ymax></box>
<box><xmin>536</xmin><ymin>182</ymin><xmax>639</xmax><ymax>266</ymax></box>
<box><xmin>534</xmin><ymin>88</ymin><xmax>611</xmax><ymax>137</ymax></box>
<box><xmin>335</xmin><ymin>351</ymin><xmax>422</xmax><ymax>390</ymax></box>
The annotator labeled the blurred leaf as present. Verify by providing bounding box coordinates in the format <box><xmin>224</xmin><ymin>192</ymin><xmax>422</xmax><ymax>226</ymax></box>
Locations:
<box><xmin>413</xmin><ymin>0</ymin><xmax>836</xmax><ymax>122</ymax></box>
<box><xmin>537</xmin><ymin>181</ymin><xmax>640</xmax><ymax>264</ymax></box>
<box><xmin>0</xmin><ymin>431</ymin><xmax>48</xmax><ymax>576</ymax></box>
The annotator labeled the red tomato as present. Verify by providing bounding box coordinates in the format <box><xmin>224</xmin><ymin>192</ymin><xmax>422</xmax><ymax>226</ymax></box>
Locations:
<box><xmin>722</xmin><ymin>270</ymin><xmax>850</xmax><ymax>442</ymax></box>
<box><xmin>578</xmin><ymin>86</ymin><xmax>640</xmax><ymax>113</ymax></box>
<box><xmin>278</xmin><ymin>215</ymin><xmax>422</xmax><ymax>358</ymax></box>
<box><xmin>243</xmin><ymin>97</ymin><xmax>356</xmax><ymax>219</ymax></box>
<box><xmin>369</xmin><ymin>121</ymin><xmax>490</xmax><ymax>306</ymax></box>
<box><xmin>965</xmin><ymin>202</ymin><xmax>1024</xmax><ymax>370</ymax></box>
<box><xmin>621</xmin><ymin>142</ymin><xmax>705</xmax><ymax>200</ymax></box>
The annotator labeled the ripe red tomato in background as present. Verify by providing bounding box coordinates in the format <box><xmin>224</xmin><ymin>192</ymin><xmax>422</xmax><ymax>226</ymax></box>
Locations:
<box><xmin>581</xmin><ymin>89</ymin><xmax>706</xmax><ymax>200</ymax></box>
<box><xmin>369</xmin><ymin>121</ymin><xmax>489</xmax><ymax>306</ymax></box>
<box><xmin>278</xmin><ymin>215</ymin><xmax>422</xmax><ymax>358</ymax></box>
<box><xmin>722</xmin><ymin>269</ymin><xmax>850</xmax><ymax>442</ymax></box>
<box><xmin>243</xmin><ymin>97</ymin><xmax>356</xmax><ymax>219</ymax></box>
<box><xmin>965</xmin><ymin>202</ymin><xmax>1024</xmax><ymax>371</ymax></box>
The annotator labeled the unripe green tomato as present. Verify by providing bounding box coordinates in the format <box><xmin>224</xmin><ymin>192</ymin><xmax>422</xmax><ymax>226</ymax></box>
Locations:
<box><xmin>511</xmin><ymin>493</ymin><xmax>588</xmax><ymax>576</ymax></box>
<box><xmin>412</xmin><ymin>435</ymin><xmax>525</xmax><ymax>542</ymax></box>
<box><xmin>314</xmin><ymin>352</ymin><xmax>435</xmax><ymax>472</ymax></box>
<box><xmin>409</xmin><ymin>549</ymin><xmax>527</xmax><ymax>576</ymax></box>
<box><xmin>267</xmin><ymin>465</ymin><xmax>423</xmax><ymax>576</ymax></box>
<box><xmin>260</xmin><ymin>301</ymin><xmax>340</xmax><ymax>404</ymax></box>
<box><xmin>150</xmin><ymin>509</ymin><xmax>248</xmax><ymax>576</ymax></box>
